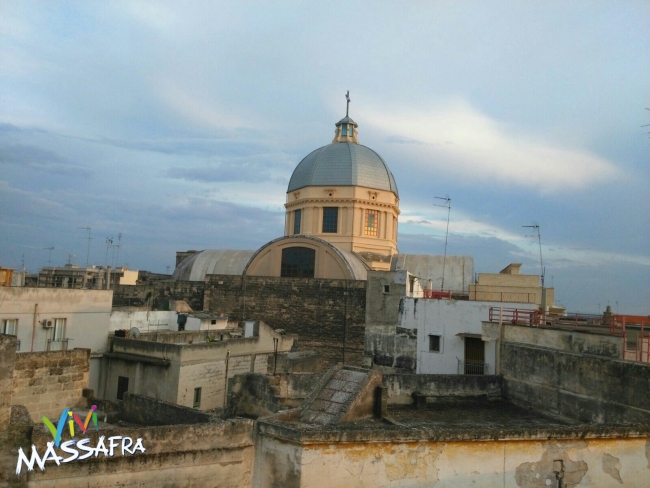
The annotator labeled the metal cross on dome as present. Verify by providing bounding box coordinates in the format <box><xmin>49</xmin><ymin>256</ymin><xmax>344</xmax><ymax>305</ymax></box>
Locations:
<box><xmin>345</xmin><ymin>90</ymin><xmax>350</xmax><ymax>116</ymax></box>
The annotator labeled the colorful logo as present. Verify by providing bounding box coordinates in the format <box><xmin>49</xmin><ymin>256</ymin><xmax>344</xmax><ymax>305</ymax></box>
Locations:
<box><xmin>42</xmin><ymin>405</ymin><xmax>99</xmax><ymax>447</ymax></box>
<box><xmin>16</xmin><ymin>405</ymin><xmax>145</xmax><ymax>475</ymax></box>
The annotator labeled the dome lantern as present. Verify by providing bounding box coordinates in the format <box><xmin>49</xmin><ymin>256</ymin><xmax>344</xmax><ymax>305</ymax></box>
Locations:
<box><xmin>332</xmin><ymin>91</ymin><xmax>359</xmax><ymax>144</ymax></box>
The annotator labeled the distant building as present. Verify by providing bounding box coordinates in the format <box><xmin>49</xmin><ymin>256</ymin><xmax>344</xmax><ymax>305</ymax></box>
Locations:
<box><xmin>37</xmin><ymin>264</ymin><xmax>139</xmax><ymax>289</ymax></box>
<box><xmin>469</xmin><ymin>263</ymin><xmax>555</xmax><ymax>310</ymax></box>
<box><xmin>0</xmin><ymin>287</ymin><xmax>112</xmax><ymax>393</ymax></box>
<box><xmin>99</xmin><ymin>321</ymin><xmax>295</xmax><ymax>410</ymax></box>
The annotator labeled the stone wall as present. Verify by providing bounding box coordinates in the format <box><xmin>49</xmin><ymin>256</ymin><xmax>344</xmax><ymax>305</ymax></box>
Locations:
<box><xmin>12</xmin><ymin>348</ymin><xmax>90</xmax><ymax>422</ymax></box>
<box><xmin>502</xmin><ymin>341</ymin><xmax>650</xmax><ymax>424</ymax></box>
<box><xmin>112</xmin><ymin>281</ymin><xmax>205</xmax><ymax>311</ymax></box>
<box><xmin>23</xmin><ymin>417</ymin><xmax>255</xmax><ymax>488</ymax></box>
<box><xmin>383</xmin><ymin>374</ymin><xmax>503</xmax><ymax>405</ymax></box>
<box><xmin>503</xmin><ymin>323</ymin><xmax>623</xmax><ymax>358</ymax></box>
<box><xmin>227</xmin><ymin>372</ymin><xmax>324</xmax><ymax>418</ymax></box>
<box><xmin>204</xmin><ymin>275</ymin><xmax>367</xmax><ymax>366</ymax></box>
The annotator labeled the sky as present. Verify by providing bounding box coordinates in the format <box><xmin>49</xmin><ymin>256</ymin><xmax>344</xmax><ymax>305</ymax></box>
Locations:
<box><xmin>1</xmin><ymin>1</ymin><xmax>648</xmax><ymax>314</ymax></box>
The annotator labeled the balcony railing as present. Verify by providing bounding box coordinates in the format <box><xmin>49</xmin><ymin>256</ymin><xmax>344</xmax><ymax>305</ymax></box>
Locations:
<box><xmin>457</xmin><ymin>359</ymin><xmax>488</xmax><ymax>375</ymax></box>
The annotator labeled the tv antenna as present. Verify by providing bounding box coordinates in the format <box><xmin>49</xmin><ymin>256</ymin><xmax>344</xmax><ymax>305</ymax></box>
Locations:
<box><xmin>434</xmin><ymin>196</ymin><xmax>451</xmax><ymax>291</ymax></box>
<box><xmin>105</xmin><ymin>237</ymin><xmax>113</xmax><ymax>267</ymax></box>
<box><xmin>77</xmin><ymin>226</ymin><xmax>93</xmax><ymax>267</ymax></box>
<box><xmin>523</xmin><ymin>224</ymin><xmax>544</xmax><ymax>287</ymax></box>
<box><xmin>114</xmin><ymin>233</ymin><xmax>122</xmax><ymax>269</ymax></box>
<box><xmin>44</xmin><ymin>247</ymin><xmax>54</xmax><ymax>267</ymax></box>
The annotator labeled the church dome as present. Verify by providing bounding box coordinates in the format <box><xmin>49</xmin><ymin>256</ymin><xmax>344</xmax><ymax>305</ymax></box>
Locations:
<box><xmin>287</xmin><ymin>142</ymin><xmax>399</xmax><ymax>197</ymax></box>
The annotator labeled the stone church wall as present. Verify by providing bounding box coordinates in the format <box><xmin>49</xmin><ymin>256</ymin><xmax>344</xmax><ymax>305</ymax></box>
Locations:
<box><xmin>204</xmin><ymin>275</ymin><xmax>367</xmax><ymax>367</ymax></box>
<box><xmin>112</xmin><ymin>281</ymin><xmax>205</xmax><ymax>311</ymax></box>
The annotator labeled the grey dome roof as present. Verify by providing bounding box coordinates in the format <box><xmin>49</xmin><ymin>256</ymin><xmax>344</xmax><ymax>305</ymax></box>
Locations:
<box><xmin>172</xmin><ymin>249</ymin><xmax>254</xmax><ymax>281</ymax></box>
<box><xmin>287</xmin><ymin>142</ymin><xmax>399</xmax><ymax>197</ymax></box>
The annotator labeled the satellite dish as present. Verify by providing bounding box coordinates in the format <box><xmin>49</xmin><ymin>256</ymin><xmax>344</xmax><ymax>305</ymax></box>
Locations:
<box><xmin>130</xmin><ymin>327</ymin><xmax>141</xmax><ymax>339</ymax></box>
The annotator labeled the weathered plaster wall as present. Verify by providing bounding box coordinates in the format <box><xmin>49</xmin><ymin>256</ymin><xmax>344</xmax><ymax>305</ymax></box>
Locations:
<box><xmin>502</xmin><ymin>342</ymin><xmax>650</xmax><ymax>424</ymax></box>
<box><xmin>383</xmin><ymin>374</ymin><xmax>502</xmax><ymax>405</ymax></box>
<box><xmin>253</xmin><ymin>435</ymin><xmax>302</xmax><ymax>488</ymax></box>
<box><xmin>503</xmin><ymin>323</ymin><xmax>623</xmax><ymax>358</ymax></box>
<box><xmin>204</xmin><ymin>275</ymin><xmax>367</xmax><ymax>366</ymax></box>
<box><xmin>364</xmin><ymin>271</ymin><xmax>418</xmax><ymax>371</ymax></box>
<box><xmin>296</xmin><ymin>437</ymin><xmax>650</xmax><ymax>488</ymax></box>
<box><xmin>12</xmin><ymin>349</ymin><xmax>89</xmax><ymax>422</ymax></box>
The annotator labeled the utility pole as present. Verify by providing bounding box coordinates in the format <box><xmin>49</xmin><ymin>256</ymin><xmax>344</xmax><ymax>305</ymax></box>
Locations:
<box><xmin>77</xmin><ymin>226</ymin><xmax>93</xmax><ymax>268</ymax></box>
<box><xmin>523</xmin><ymin>224</ymin><xmax>544</xmax><ymax>287</ymax></box>
<box><xmin>44</xmin><ymin>247</ymin><xmax>54</xmax><ymax>267</ymax></box>
<box><xmin>434</xmin><ymin>196</ymin><xmax>451</xmax><ymax>291</ymax></box>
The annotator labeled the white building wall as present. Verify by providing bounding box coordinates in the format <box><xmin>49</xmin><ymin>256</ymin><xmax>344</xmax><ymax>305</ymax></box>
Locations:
<box><xmin>399</xmin><ymin>298</ymin><xmax>536</xmax><ymax>375</ymax></box>
<box><xmin>0</xmin><ymin>287</ymin><xmax>113</xmax><ymax>393</ymax></box>
<box><xmin>109</xmin><ymin>310</ymin><xmax>203</xmax><ymax>332</ymax></box>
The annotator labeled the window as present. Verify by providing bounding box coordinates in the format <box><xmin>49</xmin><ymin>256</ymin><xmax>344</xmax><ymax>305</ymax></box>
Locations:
<box><xmin>117</xmin><ymin>376</ymin><xmax>129</xmax><ymax>400</ymax></box>
<box><xmin>342</xmin><ymin>124</ymin><xmax>347</xmax><ymax>136</ymax></box>
<box><xmin>281</xmin><ymin>247</ymin><xmax>315</xmax><ymax>278</ymax></box>
<box><xmin>53</xmin><ymin>318</ymin><xmax>66</xmax><ymax>341</ymax></box>
<box><xmin>322</xmin><ymin>207</ymin><xmax>338</xmax><ymax>233</ymax></box>
<box><xmin>429</xmin><ymin>335</ymin><xmax>441</xmax><ymax>352</ymax></box>
<box><xmin>383</xmin><ymin>285</ymin><xmax>390</xmax><ymax>294</ymax></box>
<box><xmin>293</xmin><ymin>209</ymin><xmax>302</xmax><ymax>235</ymax></box>
<box><xmin>364</xmin><ymin>210</ymin><xmax>379</xmax><ymax>236</ymax></box>
<box><xmin>193</xmin><ymin>387</ymin><xmax>202</xmax><ymax>408</ymax></box>
<box><xmin>2</xmin><ymin>319</ymin><xmax>17</xmax><ymax>335</ymax></box>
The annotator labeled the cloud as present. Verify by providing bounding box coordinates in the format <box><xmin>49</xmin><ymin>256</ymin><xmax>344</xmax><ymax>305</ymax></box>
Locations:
<box><xmin>366</xmin><ymin>100</ymin><xmax>621</xmax><ymax>191</ymax></box>
<box><xmin>0</xmin><ymin>144</ymin><xmax>92</xmax><ymax>177</ymax></box>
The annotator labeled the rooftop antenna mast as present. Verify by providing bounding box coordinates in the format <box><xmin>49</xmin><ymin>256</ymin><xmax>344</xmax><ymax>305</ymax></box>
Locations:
<box><xmin>77</xmin><ymin>226</ymin><xmax>93</xmax><ymax>268</ymax></box>
<box><xmin>105</xmin><ymin>237</ymin><xmax>113</xmax><ymax>267</ymax></box>
<box><xmin>434</xmin><ymin>196</ymin><xmax>451</xmax><ymax>291</ymax></box>
<box><xmin>114</xmin><ymin>233</ymin><xmax>122</xmax><ymax>269</ymax></box>
<box><xmin>523</xmin><ymin>224</ymin><xmax>544</xmax><ymax>287</ymax></box>
<box><xmin>44</xmin><ymin>247</ymin><xmax>54</xmax><ymax>267</ymax></box>
<box><xmin>345</xmin><ymin>90</ymin><xmax>350</xmax><ymax>117</ymax></box>
<box><xmin>67</xmin><ymin>253</ymin><xmax>76</xmax><ymax>266</ymax></box>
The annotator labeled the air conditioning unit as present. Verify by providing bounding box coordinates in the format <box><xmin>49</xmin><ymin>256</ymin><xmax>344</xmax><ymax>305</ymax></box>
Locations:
<box><xmin>42</xmin><ymin>320</ymin><xmax>53</xmax><ymax>329</ymax></box>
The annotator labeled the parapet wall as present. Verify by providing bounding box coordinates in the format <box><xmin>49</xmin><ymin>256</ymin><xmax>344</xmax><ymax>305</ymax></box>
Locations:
<box><xmin>502</xmin><ymin>341</ymin><xmax>650</xmax><ymax>424</ymax></box>
<box><xmin>12</xmin><ymin>348</ymin><xmax>90</xmax><ymax>422</ymax></box>
<box><xmin>24</xmin><ymin>416</ymin><xmax>255</xmax><ymax>488</ymax></box>
<box><xmin>383</xmin><ymin>374</ymin><xmax>503</xmax><ymax>405</ymax></box>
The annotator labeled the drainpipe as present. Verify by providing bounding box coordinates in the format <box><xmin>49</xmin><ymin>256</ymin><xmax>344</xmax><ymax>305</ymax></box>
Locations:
<box><xmin>31</xmin><ymin>303</ymin><xmax>38</xmax><ymax>352</ymax></box>
<box><xmin>496</xmin><ymin>307</ymin><xmax>504</xmax><ymax>375</ymax></box>
<box><xmin>223</xmin><ymin>350</ymin><xmax>230</xmax><ymax>407</ymax></box>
